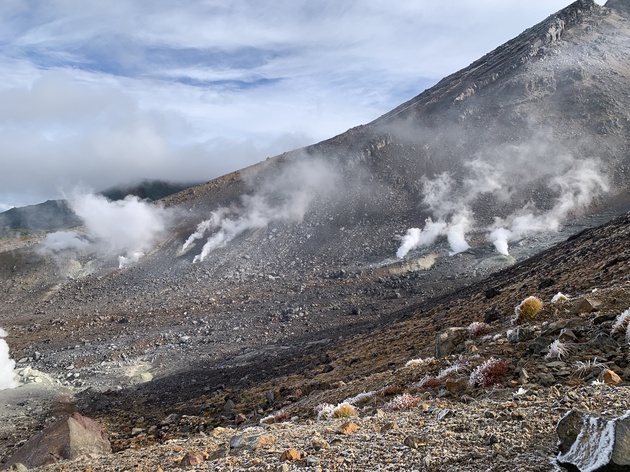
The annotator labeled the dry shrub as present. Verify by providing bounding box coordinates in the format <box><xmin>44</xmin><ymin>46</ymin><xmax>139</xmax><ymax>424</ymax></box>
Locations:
<box><xmin>514</xmin><ymin>296</ymin><xmax>543</xmax><ymax>323</ymax></box>
<box><xmin>274</xmin><ymin>410</ymin><xmax>290</xmax><ymax>422</ymax></box>
<box><xmin>416</xmin><ymin>376</ymin><xmax>442</xmax><ymax>390</ymax></box>
<box><xmin>332</xmin><ymin>402</ymin><xmax>357</xmax><ymax>418</ymax></box>
<box><xmin>468</xmin><ymin>357</ymin><xmax>511</xmax><ymax>388</ymax></box>
<box><xmin>467</xmin><ymin>321</ymin><xmax>491</xmax><ymax>338</ymax></box>
<box><xmin>545</xmin><ymin>339</ymin><xmax>571</xmax><ymax>360</ymax></box>
<box><xmin>377</xmin><ymin>385</ymin><xmax>404</xmax><ymax>397</ymax></box>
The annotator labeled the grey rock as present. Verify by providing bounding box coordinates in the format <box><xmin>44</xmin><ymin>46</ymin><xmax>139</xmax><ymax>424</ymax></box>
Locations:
<box><xmin>575</xmin><ymin>298</ymin><xmax>602</xmax><ymax>314</ymax></box>
<box><xmin>160</xmin><ymin>413</ymin><xmax>179</xmax><ymax>425</ymax></box>
<box><xmin>528</xmin><ymin>337</ymin><xmax>552</xmax><ymax>355</ymax></box>
<box><xmin>223</xmin><ymin>399</ymin><xmax>236</xmax><ymax>413</ymax></box>
<box><xmin>559</xmin><ymin>328</ymin><xmax>578</xmax><ymax>343</ymax></box>
<box><xmin>538</xmin><ymin>372</ymin><xmax>556</xmax><ymax>386</ymax></box>
<box><xmin>507</xmin><ymin>326</ymin><xmax>536</xmax><ymax>344</ymax></box>
<box><xmin>229</xmin><ymin>434</ymin><xmax>244</xmax><ymax>449</ymax></box>
<box><xmin>542</xmin><ymin>318</ymin><xmax>582</xmax><ymax>337</ymax></box>
<box><xmin>435</xmin><ymin>327</ymin><xmax>467</xmax><ymax>358</ymax></box>
<box><xmin>557</xmin><ymin>410</ymin><xmax>630</xmax><ymax>471</ymax></box>
<box><xmin>437</xmin><ymin>409</ymin><xmax>453</xmax><ymax>421</ymax></box>
<box><xmin>229</xmin><ymin>429</ymin><xmax>267</xmax><ymax>450</ymax></box>
<box><xmin>593</xmin><ymin>313</ymin><xmax>617</xmax><ymax>325</ymax></box>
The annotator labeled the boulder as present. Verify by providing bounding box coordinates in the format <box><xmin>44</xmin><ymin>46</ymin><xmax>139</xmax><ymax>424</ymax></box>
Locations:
<box><xmin>557</xmin><ymin>410</ymin><xmax>630</xmax><ymax>471</ymax></box>
<box><xmin>575</xmin><ymin>298</ymin><xmax>602</xmax><ymax>314</ymax></box>
<box><xmin>435</xmin><ymin>327</ymin><xmax>467</xmax><ymax>358</ymax></box>
<box><xmin>506</xmin><ymin>326</ymin><xmax>536</xmax><ymax>344</ymax></box>
<box><xmin>5</xmin><ymin>413</ymin><xmax>111</xmax><ymax>469</ymax></box>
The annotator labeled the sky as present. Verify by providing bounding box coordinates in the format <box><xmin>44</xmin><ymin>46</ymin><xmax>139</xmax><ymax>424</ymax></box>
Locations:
<box><xmin>0</xmin><ymin>0</ymin><xmax>601</xmax><ymax>210</ymax></box>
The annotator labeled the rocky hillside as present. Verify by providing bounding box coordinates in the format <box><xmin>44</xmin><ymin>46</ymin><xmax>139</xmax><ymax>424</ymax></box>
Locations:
<box><xmin>0</xmin><ymin>200</ymin><xmax>80</xmax><ymax>233</ymax></box>
<box><xmin>2</xmin><ymin>0</ymin><xmax>630</xmax><ymax>470</ymax></box>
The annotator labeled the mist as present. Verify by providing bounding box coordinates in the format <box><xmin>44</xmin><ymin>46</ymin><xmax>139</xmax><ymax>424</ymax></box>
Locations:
<box><xmin>43</xmin><ymin>191</ymin><xmax>171</xmax><ymax>268</ymax></box>
<box><xmin>488</xmin><ymin>159</ymin><xmax>609</xmax><ymax>255</ymax></box>
<box><xmin>183</xmin><ymin>158</ymin><xmax>338</xmax><ymax>262</ymax></box>
<box><xmin>396</xmin><ymin>131</ymin><xmax>610</xmax><ymax>258</ymax></box>
<box><xmin>0</xmin><ymin>328</ymin><xmax>17</xmax><ymax>390</ymax></box>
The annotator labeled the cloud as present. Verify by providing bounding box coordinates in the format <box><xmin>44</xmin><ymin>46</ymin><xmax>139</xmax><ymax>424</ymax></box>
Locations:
<box><xmin>0</xmin><ymin>1</ymin><xmax>576</xmax><ymax>206</ymax></box>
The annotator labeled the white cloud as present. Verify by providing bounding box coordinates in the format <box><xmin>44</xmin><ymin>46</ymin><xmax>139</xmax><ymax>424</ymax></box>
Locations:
<box><xmin>0</xmin><ymin>1</ymin><xmax>576</xmax><ymax>206</ymax></box>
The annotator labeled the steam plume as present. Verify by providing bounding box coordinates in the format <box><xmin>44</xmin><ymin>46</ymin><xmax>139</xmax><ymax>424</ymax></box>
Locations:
<box><xmin>0</xmin><ymin>328</ymin><xmax>17</xmax><ymax>390</ymax></box>
<box><xmin>43</xmin><ymin>231</ymin><xmax>90</xmax><ymax>252</ymax></box>
<box><xmin>43</xmin><ymin>191</ymin><xmax>170</xmax><ymax>267</ymax></box>
<box><xmin>488</xmin><ymin>159</ymin><xmax>609</xmax><ymax>255</ymax></box>
<box><xmin>396</xmin><ymin>219</ymin><xmax>446</xmax><ymax>258</ymax></box>
<box><xmin>185</xmin><ymin>158</ymin><xmax>337</xmax><ymax>262</ymax></box>
<box><xmin>396</xmin><ymin>134</ymin><xmax>610</xmax><ymax>259</ymax></box>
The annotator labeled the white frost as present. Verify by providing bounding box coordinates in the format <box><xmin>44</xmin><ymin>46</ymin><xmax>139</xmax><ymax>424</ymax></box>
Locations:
<box><xmin>557</xmin><ymin>413</ymin><xmax>617</xmax><ymax>472</ymax></box>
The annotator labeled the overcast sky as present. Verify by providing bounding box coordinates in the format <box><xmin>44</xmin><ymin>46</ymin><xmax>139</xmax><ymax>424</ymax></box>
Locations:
<box><xmin>0</xmin><ymin>0</ymin><xmax>598</xmax><ymax>210</ymax></box>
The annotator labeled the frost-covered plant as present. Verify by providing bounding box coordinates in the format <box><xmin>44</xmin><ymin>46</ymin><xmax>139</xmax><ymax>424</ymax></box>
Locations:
<box><xmin>437</xmin><ymin>356</ymin><xmax>472</xmax><ymax>380</ymax></box>
<box><xmin>468</xmin><ymin>357</ymin><xmax>511</xmax><ymax>388</ymax></box>
<box><xmin>316</xmin><ymin>402</ymin><xmax>358</xmax><ymax>420</ymax></box>
<box><xmin>545</xmin><ymin>339</ymin><xmax>571</xmax><ymax>360</ymax></box>
<box><xmin>514</xmin><ymin>296</ymin><xmax>543</xmax><ymax>323</ymax></box>
<box><xmin>260</xmin><ymin>409</ymin><xmax>289</xmax><ymax>424</ymax></box>
<box><xmin>573</xmin><ymin>358</ymin><xmax>607</xmax><ymax>378</ymax></box>
<box><xmin>551</xmin><ymin>292</ymin><xmax>569</xmax><ymax>303</ymax></box>
<box><xmin>343</xmin><ymin>391</ymin><xmax>375</xmax><ymax>406</ymax></box>
<box><xmin>415</xmin><ymin>375</ymin><xmax>442</xmax><ymax>390</ymax></box>
<box><xmin>316</xmin><ymin>403</ymin><xmax>334</xmax><ymax>420</ymax></box>
<box><xmin>382</xmin><ymin>393</ymin><xmax>419</xmax><ymax>412</ymax></box>
<box><xmin>467</xmin><ymin>321</ymin><xmax>491</xmax><ymax>338</ymax></box>
<box><xmin>611</xmin><ymin>307</ymin><xmax>630</xmax><ymax>335</ymax></box>
<box><xmin>437</xmin><ymin>364</ymin><xmax>462</xmax><ymax>380</ymax></box>
<box><xmin>405</xmin><ymin>357</ymin><xmax>436</xmax><ymax>368</ymax></box>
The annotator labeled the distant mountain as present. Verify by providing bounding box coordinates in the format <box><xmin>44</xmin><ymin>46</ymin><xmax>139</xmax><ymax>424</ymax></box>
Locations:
<box><xmin>99</xmin><ymin>179</ymin><xmax>199</xmax><ymax>202</ymax></box>
<box><xmin>0</xmin><ymin>200</ymin><xmax>81</xmax><ymax>232</ymax></box>
<box><xmin>0</xmin><ymin>179</ymin><xmax>198</xmax><ymax>232</ymax></box>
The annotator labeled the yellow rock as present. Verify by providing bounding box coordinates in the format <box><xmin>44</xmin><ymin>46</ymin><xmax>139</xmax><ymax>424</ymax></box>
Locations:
<box><xmin>280</xmin><ymin>448</ymin><xmax>301</xmax><ymax>461</ymax></box>
<box><xmin>602</xmin><ymin>369</ymin><xmax>622</xmax><ymax>385</ymax></box>
<box><xmin>337</xmin><ymin>422</ymin><xmax>358</xmax><ymax>435</ymax></box>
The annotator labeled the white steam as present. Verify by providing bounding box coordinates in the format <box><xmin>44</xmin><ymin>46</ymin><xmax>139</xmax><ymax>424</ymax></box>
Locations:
<box><xmin>396</xmin><ymin>173</ymin><xmax>476</xmax><ymax>258</ymax></box>
<box><xmin>181</xmin><ymin>208</ymin><xmax>229</xmax><ymax>253</ymax></box>
<box><xmin>396</xmin><ymin>219</ymin><xmax>446</xmax><ymax>258</ymax></box>
<box><xmin>43</xmin><ymin>231</ymin><xmax>90</xmax><ymax>252</ymax></box>
<box><xmin>185</xmin><ymin>158</ymin><xmax>337</xmax><ymax>263</ymax></box>
<box><xmin>397</xmin><ymin>139</ymin><xmax>610</xmax><ymax>258</ymax></box>
<box><xmin>0</xmin><ymin>328</ymin><xmax>17</xmax><ymax>390</ymax></box>
<box><xmin>488</xmin><ymin>159</ymin><xmax>609</xmax><ymax>255</ymax></box>
<box><xmin>43</xmin><ymin>191</ymin><xmax>170</xmax><ymax>267</ymax></box>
